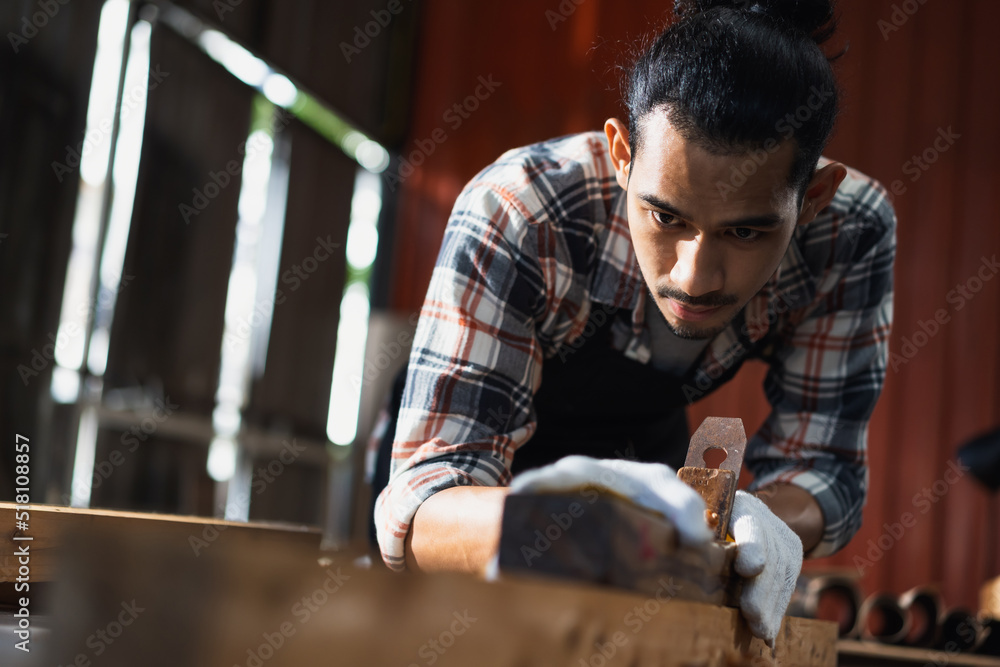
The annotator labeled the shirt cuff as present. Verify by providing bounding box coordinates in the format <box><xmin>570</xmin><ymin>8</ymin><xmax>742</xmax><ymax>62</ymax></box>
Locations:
<box><xmin>374</xmin><ymin>462</ymin><xmax>485</xmax><ymax>571</ymax></box>
<box><xmin>748</xmin><ymin>466</ymin><xmax>862</xmax><ymax>559</ymax></box>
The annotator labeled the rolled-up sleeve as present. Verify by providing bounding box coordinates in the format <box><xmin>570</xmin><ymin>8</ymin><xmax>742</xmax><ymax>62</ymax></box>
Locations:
<box><xmin>374</xmin><ymin>184</ymin><xmax>548</xmax><ymax>571</ymax></box>
<box><xmin>747</xmin><ymin>188</ymin><xmax>896</xmax><ymax>558</ymax></box>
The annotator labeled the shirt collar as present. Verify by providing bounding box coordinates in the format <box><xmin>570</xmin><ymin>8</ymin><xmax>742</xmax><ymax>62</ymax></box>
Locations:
<box><xmin>590</xmin><ymin>185</ymin><xmax>645</xmax><ymax>311</ymax></box>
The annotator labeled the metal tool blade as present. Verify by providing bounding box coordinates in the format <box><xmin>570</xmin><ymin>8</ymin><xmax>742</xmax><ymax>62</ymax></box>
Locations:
<box><xmin>683</xmin><ymin>417</ymin><xmax>747</xmax><ymax>476</ymax></box>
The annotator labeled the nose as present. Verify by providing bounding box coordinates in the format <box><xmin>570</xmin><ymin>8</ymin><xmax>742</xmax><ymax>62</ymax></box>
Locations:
<box><xmin>669</xmin><ymin>235</ymin><xmax>724</xmax><ymax>298</ymax></box>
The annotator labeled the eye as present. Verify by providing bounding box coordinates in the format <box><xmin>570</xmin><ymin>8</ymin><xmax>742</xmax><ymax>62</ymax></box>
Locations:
<box><xmin>730</xmin><ymin>227</ymin><xmax>762</xmax><ymax>242</ymax></box>
<box><xmin>651</xmin><ymin>210</ymin><xmax>679</xmax><ymax>227</ymax></box>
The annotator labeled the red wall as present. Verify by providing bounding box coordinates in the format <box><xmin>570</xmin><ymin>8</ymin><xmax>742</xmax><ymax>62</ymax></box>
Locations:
<box><xmin>391</xmin><ymin>0</ymin><xmax>1000</xmax><ymax>610</ymax></box>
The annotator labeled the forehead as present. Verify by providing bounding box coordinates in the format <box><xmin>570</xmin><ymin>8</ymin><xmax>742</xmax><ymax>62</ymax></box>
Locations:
<box><xmin>631</xmin><ymin>109</ymin><xmax>800</xmax><ymax>220</ymax></box>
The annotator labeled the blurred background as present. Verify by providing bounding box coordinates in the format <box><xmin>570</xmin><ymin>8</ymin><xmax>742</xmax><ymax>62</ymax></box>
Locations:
<box><xmin>0</xmin><ymin>0</ymin><xmax>997</xmax><ymax>613</ymax></box>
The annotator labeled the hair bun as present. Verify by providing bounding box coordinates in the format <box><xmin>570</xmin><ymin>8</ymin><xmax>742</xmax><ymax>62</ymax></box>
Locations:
<box><xmin>673</xmin><ymin>0</ymin><xmax>837</xmax><ymax>43</ymax></box>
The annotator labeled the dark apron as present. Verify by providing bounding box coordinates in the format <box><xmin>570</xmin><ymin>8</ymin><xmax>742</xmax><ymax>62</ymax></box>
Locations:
<box><xmin>510</xmin><ymin>306</ymin><xmax>694</xmax><ymax>474</ymax></box>
<box><xmin>369</xmin><ymin>301</ymin><xmax>768</xmax><ymax>546</ymax></box>
<box><xmin>370</xmin><ymin>305</ymin><xmax>708</xmax><ymax>543</ymax></box>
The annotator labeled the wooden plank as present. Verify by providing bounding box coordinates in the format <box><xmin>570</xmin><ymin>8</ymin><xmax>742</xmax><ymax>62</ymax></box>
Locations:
<box><xmin>38</xmin><ymin>525</ymin><xmax>836</xmax><ymax>666</ymax></box>
<box><xmin>0</xmin><ymin>502</ymin><xmax>321</xmax><ymax>586</ymax></box>
<box><xmin>838</xmin><ymin>640</ymin><xmax>1000</xmax><ymax>667</ymax></box>
<box><xmin>982</xmin><ymin>575</ymin><xmax>1000</xmax><ymax>617</ymax></box>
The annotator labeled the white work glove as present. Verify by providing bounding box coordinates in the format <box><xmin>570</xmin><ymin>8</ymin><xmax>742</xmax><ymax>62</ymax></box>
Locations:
<box><xmin>731</xmin><ymin>490</ymin><xmax>803</xmax><ymax>647</ymax></box>
<box><xmin>508</xmin><ymin>455</ymin><xmax>714</xmax><ymax>546</ymax></box>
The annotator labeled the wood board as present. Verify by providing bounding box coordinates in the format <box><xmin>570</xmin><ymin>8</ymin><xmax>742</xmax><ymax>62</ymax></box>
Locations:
<box><xmin>838</xmin><ymin>639</ymin><xmax>1000</xmax><ymax>666</ymax></box>
<box><xmin>31</xmin><ymin>517</ymin><xmax>835</xmax><ymax>666</ymax></box>
<box><xmin>0</xmin><ymin>502</ymin><xmax>321</xmax><ymax>588</ymax></box>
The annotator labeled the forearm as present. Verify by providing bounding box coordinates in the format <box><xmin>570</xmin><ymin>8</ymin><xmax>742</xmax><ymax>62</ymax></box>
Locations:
<box><xmin>752</xmin><ymin>483</ymin><xmax>824</xmax><ymax>554</ymax></box>
<box><xmin>401</xmin><ymin>478</ymin><xmax>822</xmax><ymax>574</ymax></box>
<box><xmin>404</xmin><ymin>486</ymin><xmax>510</xmax><ymax>574</ymax></box>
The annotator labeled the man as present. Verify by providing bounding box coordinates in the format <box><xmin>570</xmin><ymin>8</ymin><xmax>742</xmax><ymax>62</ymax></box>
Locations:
<box><xmin>375</xmin><ymin>0</ymin><xmax>895</xmax><ymax>646</ymax></box>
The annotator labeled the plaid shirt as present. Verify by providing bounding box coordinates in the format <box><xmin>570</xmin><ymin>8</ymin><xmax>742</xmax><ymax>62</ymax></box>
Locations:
<box><xmin>375</xmin><ymin>131</ymin><xmax>895</xmax><ymax>571</ymax></box>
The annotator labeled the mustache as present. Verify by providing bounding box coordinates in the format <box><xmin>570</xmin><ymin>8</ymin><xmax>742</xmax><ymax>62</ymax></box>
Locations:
<box><xmin>654</xmin><ymin>286</ymin><xmax>739</xmax><ymax>308</ymax></box>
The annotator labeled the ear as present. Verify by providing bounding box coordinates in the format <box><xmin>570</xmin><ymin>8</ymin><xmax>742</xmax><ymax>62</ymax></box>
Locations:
<box><xmin>604</xmin><ymin>118</ymin><xmax>632</xmax><ymax>191</ymax></box>
<box><xmin>797</xmin><ymin>161</ymin><xmax>847</xmax><ymax>225</ymax></box>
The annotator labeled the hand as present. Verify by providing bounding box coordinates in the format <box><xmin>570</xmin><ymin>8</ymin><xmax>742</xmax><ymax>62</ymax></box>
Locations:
<box><xmin>730</xmin><ymin>490</ymin><xmax>804</xmax><ymax>647</ymax></box>
<box><xmin>509</xmin><ymin>455</ymin><xmax>713</xmax><ymax>546</ymax></box>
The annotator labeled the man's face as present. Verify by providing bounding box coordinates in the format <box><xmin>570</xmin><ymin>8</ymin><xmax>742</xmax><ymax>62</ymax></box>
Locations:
<box><xmin>615</xmin><ymin>110</ymin><xmax>804</xmax><ymax>339</ymax></box>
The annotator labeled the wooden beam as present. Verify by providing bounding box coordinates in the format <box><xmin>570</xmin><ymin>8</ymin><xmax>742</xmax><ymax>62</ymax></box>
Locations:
<box><xmin>838</xmin><ymin>640</ymin><xmax>1000</xmax><ymax>666</ymax></box>
<box><xmin>36</xmin><ymin>523</ymin><xmax>835</xmax><ymax>667</ymax></box>
<box><xmin>0</xmin><ymin>502</ymin><xmax>321</xmax><ymax>587</ymax></box>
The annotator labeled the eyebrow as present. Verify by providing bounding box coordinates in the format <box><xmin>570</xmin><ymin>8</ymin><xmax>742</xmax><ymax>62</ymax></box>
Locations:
<box><xmin>635</xmin><ymin>192</ymin><xmax>785</xmax><ymax>229</ymax></box>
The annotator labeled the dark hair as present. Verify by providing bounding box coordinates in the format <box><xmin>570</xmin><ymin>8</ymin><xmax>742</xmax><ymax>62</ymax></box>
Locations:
<box><xmin>627</xmin><ymin>0</ymin><xmax>840</xmax><ymax>196</ymax></box>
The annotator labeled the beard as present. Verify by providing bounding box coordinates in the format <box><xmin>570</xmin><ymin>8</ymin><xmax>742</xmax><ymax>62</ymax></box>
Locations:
<box><xmin>662</xmin><ymin>315</ymin><xmax>731</xmax><ymax>340</ymax></box>
<box><xmin>650</xmin><ymin>286</ymin><xmax>742</xmax><ymax>340</ymax></box>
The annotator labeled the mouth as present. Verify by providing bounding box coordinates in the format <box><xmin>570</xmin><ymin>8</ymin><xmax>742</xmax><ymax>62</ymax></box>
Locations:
<box><xmin>667</xmin><ymin>299</ymin><xmax>723</xmax><ymax>322</ymax></box>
